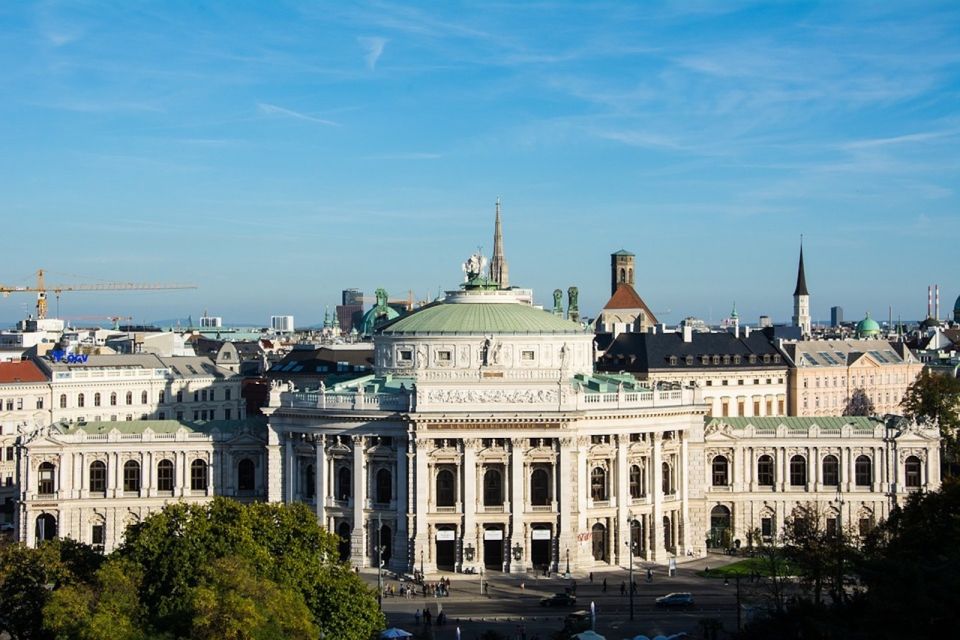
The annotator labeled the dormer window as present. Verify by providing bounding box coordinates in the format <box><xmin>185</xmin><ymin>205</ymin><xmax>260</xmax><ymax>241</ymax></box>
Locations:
<box><xmin>773</xmin><ymin>354</ymin><xmax>781</xmax><ymax>363</ymax></box>
<box><xmin>733</xmin><ymin>356</ymin><xmax>741</xmax><ymax>365</ymax></box>
<box><xmin>701</xmin><ymin>356</ymin><xmax>710</xmax><ymax>365</ymax></box>
<box><xmin>685</xmin><ymin>356</ymin><xmax>693</xmax><ymax>365</ymax></box>
<box><xmin>763</xmin><ymin>354</ymin><xmax>771</xmax><ymax>364</ymax></box>
<box><xmin>669</xmin><ymin>356</ymin><xmax>678</xmax><ymax>366</ymax></box>
<box><xmin>749</xmin><ymin>355</ymin><xmax>757</xmax><ymax>364</ymax></box>
<box><xmin>722</xmin><ymin>355</ymin><xmax>731</xmax><ymax>365</ymax></box>
<box><xmin>712</xmin><ymin>356</ymin><xmax>720</xmax><ymax>365</ymax></box>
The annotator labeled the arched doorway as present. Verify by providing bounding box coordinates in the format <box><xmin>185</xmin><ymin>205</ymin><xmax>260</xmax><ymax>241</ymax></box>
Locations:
<box><xmin>530</xmin><ymin>468</ymin><xmax>550</xmax><ymax>506</ymax></box>
<box><xmin>531</xmin><ymin>525</ymin><xmax>552</xmax><ymax>570</ymax></box>
<box><xmin>484</xmin><ymin>525</ymin><xmax>505</xmax><ymax>570</ymax></box>
<box><xmin>337</xmin><ymin>522</ymin><xmax>351</xmax><ymax>562</ymax></box>
<box><xmin>663</xmin><ymin>516</ymin><xmax>672</xmax><ymax>551</ymax></box>
<box><xmin>709</xmin><ymin>505</ymin><xmax>732</xmax><ymax>548</ymax></box>
<box><xmin>591</xmin><ymin>522</ymin><xmax>607</xmax><ymax>562</ymax></box>
<box><xmin>35</xmin><ymin>513</ymin><xmax>57</xmax><ymax>544</ymax></box>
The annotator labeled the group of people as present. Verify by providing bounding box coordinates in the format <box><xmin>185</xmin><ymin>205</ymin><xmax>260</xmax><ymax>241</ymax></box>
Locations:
<box><xmin>385</xmin><ymin>576</ymin><xmax>452</xmax><ymax>599</ymax></box>
<box><xmin>413</xmin><ymin>608</ymin><xmax>447</xmax><ymax>626</ymax></box>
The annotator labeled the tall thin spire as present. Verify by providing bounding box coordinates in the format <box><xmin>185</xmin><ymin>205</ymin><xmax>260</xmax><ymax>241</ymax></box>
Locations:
<box><xmin>793</xmin><ymin>237</ymin><xmax>809</xmax><ymax>296</ymax></box>
<box><xmin>489</xmin><ymin>197</ymin><xmax>509</xmax><ymax>289</ymax></box>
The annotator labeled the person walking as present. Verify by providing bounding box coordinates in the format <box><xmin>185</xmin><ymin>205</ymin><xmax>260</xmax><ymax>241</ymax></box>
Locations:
<box><xmin>414</xmin><ymin>609</ymin><xmax>421</xmax><ymax>625</ymax></box>
<box><xmin>589</xmin><ymin>572</ymin><xmax>594</xmax><ymax>584</ymax></box>
<box><xmin>602</xmin><ymin>578</ymin><xmax>607</xmax><ymax>593</ymax></box>
<box><xmin>620</xmin><ymin>581</ymin><xmax>626</xmax><ymax>596</ymax></box>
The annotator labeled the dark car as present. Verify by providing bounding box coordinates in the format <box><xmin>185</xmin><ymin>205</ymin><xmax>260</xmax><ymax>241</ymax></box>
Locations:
<box><xmin>655</xmin><ymin>592</ymin><xmax>694</xmax><ymax>608</ymax></box>
<box><xmin>563</xmin><ymin>610</ymin><xmax>591</xmax><ymax>632</ymax></box>
<box><xmin>540</xmin><ymin>592</ymin><xmax>577</xmax><ymax>607</ymax></box>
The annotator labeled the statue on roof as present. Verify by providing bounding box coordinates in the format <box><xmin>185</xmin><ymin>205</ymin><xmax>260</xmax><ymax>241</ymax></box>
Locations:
<box><xmin>374</xmin><ymin>288</ymin><xmax>389</xmax><ymax>309</ymax></box>
<box><xmin>463</xmin><ymin>252</ymin><xmax>487</xmax><ymax>281</ymax></box>
<box><xmin>553</xmin><ymin>289</ymin><xmax>563</xmax><ymax>315</ymax></box>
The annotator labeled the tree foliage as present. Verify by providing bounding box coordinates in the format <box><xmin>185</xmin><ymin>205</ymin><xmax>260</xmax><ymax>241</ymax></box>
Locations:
<box><xmin>842</xmin><ymin>388</ymin><xmax>875</xmax><ymax>417</ymax></box>
<box><xmin>0</xmin><ymin>538</ymin><xmax>103</xmax><ymax>640</ymax></box>
<box><xmin>902</xmin><ymin>370</ymin><xmax>960</xmax><ymax>469</ymax></box>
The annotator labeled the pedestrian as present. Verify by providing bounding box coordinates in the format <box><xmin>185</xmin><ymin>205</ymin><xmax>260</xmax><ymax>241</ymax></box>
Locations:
<box><xmin>414</xmin><ymin>609</ymin><xmax>421</xmax><ymax>625</ymax></box>
<box><xmin>620</xmin><ymin>581</ymin><xmax>626</xmax><ymax>596</ymax></box>
<box><xmin>602</xmin><ymin>578</ymin><xmax>607</xmax><ymax>593</ymax></box>
<box><xmin>520</xmin><ymin>581</ymin><xmax>525</xmax><ymax>590</ymax></box>
<box><xmin>646</xmin><ymin>567</ymin><xmax>653</xmax><ymax>582</ymax></box>
<box><xmin>589</xmin><ymin>572</ymin><xmax>593</xmax><ymax>584</ymax></box>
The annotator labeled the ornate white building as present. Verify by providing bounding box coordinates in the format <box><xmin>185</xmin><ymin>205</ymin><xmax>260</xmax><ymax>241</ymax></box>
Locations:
<box><xmin>263</xmin><ymin>253</ymin><xmax>943</xmax><ymax>574</ymax></box>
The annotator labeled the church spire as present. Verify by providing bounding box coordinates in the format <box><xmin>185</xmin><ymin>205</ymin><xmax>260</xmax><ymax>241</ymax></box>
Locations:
<box><xmin>489</xmin><ymin>197</ymin><xmax>509</xmax><ymax>289</ymax></box>
<box><xmin>793</xmin><ymin>237</ymin><xmax>809</xmax><ymax>296</ymax></box>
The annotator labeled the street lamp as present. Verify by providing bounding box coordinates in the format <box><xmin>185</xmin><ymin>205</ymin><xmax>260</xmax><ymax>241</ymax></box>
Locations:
<box><xmin>626</xmin><ymin>518</ymin><xmax>639</xmax><ymax>621</ymax></box>
<box><xmin>565</xmin><ymin>548</ymin><xmax>570</xmax><ymax>577</ymax></box>
<box><xmin>464</xmin><ymin>543</ymin><xmax>475</xmax><ymax>562</ymax></box>
<box><xmin>376</xmin><ymin>514</ymin><xmax>384</xmax><ymax>608</ymax></box>
<box><xmin>420</xmin><ymin>549</ymin><xmax>424</xmax><ymax>579</ymax></box>
<box><xmin>835</xmin><ymin>486</ymin><xmax>845</xmax><ymax>604</ymax></box>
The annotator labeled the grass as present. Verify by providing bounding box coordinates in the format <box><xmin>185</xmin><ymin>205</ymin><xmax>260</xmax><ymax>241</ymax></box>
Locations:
<box><xmin>696</xmin><ymin>556</ymin><xmax>797</xmax><ymax>578</ymax></box>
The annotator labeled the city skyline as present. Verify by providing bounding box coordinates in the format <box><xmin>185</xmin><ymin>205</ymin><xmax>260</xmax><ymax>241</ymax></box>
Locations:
<box><xmin>2</xmin><ymin>1</ymin><xmax>958</xmax><ymax>324</ymax></box>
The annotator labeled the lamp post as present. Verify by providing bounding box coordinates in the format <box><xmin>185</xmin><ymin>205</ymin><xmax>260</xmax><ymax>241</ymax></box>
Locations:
<box><xmin>420</xmin><ymin>549</ymin><xmax>424</xmax><ymax>579</ymax></box>
<box><xmin>835</xmin><ymin>486</ymin><xmax>845</xmax><ymax>604</ymax></box>
<box><xmin>565</xmin><ymin>548</ymin><xmax>570</xmax><ymax>577</ymax></box>
<box><xmin>626</xmin><ymin>518</ymin><xmax>638</xmax><ymax>621</ymax></box>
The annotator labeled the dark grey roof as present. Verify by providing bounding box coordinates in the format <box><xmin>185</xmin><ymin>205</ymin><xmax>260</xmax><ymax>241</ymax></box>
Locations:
<box><xmin>793</xmin><ymin>245</ymin><xmax>809</xmax><ymax>297</ymax></box>
<box><xmin>596</xmin><ymin>331</ymin><xmax>785</xmax><ymax>373</ymax></box>
<box><xmin>268</xmin><ymin>345</ymin><xmax>374</xmax><ymax>377</ymax></box>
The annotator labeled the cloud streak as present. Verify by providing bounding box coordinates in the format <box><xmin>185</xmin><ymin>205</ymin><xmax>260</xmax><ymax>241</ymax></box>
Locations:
<box><xmin>358</xmin><ymin>36</ymin><xmax>387</xmax><ymax>69</ymax></box>
<box><xmin>256</xmin><ymin>103</ymin><xmax>340</xmax><ymax>126</ymax></box>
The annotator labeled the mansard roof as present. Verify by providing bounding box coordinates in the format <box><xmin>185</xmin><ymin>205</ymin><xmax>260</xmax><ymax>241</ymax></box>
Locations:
<box><xmin>596</xmin><ymin>330</ymin><xmax>783</xmax><ymax>373</ymax></box>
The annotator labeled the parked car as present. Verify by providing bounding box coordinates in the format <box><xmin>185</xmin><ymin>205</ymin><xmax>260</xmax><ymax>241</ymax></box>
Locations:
<box><xmin>540</xmin><ymin>592</ymin><xmax>577</xmax><ymax>607</ymax></box>
<box><xmin>563</xmin><ymin>610</ymin><xmax>591</xmax><ymax>632</ymax></box>
<box><xmin>655</xmin><ymin>592</ymin><xmax>694</xmax><ymax>608</ymax></box>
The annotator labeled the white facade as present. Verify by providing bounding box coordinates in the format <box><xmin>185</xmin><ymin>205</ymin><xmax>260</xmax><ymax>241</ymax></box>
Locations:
<box><xmin>271</xmin><ymin>315</ymin><xmax>295</xmax><ymax>333</ymax></box>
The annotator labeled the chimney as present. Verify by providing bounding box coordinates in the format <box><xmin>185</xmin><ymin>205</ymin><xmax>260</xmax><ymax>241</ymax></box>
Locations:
<box><xmin>928</xmin><ymin>285</ymin><xmax>932</xmax><ymax>319</ymax></box>
<box><xmin>744</xmin><ymin>326</ymin><xmax>751</xmax><ymax>338</ymax></box>
<box><xmin>936</xmin><ymin>284</ymin><xmax>940</xmax><ymax>321</ymax></box>
<box><xmin>682</xmin><ymin>324</ymin><xmax>693</xmax><ymax>343</ymax></box>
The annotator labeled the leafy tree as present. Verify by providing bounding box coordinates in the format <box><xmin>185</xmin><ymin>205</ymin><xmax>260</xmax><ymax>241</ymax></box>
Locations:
<box><xmin>902</xmin><ymin>369</ymin><xmax>960</xmax><ymax>471</ymax></box>
<box><xmin>43</xmin><ymin>558</ymin><xmax>148</xmax><ymax>640</ymax></box>
<box><xmin>749</xmin><ymin>535</ymin><xmax>792</xmax><ymax>615</ymax></box>
<box><xmin>782</xmin><ymin>503</ymin><xmax>858</xmax><ymax>606</ymax></box>
<box><xmin>0</xmin><ymin>539</ymin><xmax>103</xmax><ymax>640</ymax></box>
<box><xmin>190</xmin><ymin>556</ymin><xmax>317</xmax><ymax>640</ymax></box>
<box><xmin>842</xmin><ymin>388</ymin><xmax>875</xmax><ymax>417</ymax></box>
<box><xmin>117</xmin><ymin>497</ymin><xmax>383</xmax><ymax>639</ymax></box>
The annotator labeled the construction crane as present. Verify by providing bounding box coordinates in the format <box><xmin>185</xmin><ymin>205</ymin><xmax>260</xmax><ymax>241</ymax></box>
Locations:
<box><xmin>0</xmin><ymin>269</ymin><xmax>197</xmax><ymax>320</ymax></box>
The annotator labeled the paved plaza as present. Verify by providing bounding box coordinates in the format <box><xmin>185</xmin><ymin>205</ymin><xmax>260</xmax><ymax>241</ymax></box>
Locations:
<box><xmin>366</xmin><ymin>555</ymin><xmax>750</xmax><ymax>639</ymax></box>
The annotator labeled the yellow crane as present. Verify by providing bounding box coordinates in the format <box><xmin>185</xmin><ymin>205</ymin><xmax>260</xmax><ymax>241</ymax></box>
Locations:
<box><xmin>0</xmin><ymin>269</ymin><xmax>197</xmax><ymax>320</ymax></box>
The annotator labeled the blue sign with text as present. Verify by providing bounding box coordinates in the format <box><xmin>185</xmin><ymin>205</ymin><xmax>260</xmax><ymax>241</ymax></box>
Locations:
<box><xmin>50</xmin><ymin>350</ymin><xmax>88</xmax><ymax>364</ymax></box>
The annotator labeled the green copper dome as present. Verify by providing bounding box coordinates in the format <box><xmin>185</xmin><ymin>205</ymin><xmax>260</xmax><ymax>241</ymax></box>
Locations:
<box><xmin>381</xmin><ymin>300</ymin><xmax>586</xmax><ymax>335</ymax></box>
<box><xmin>954</xmin><ymin>294</ymin><xmax>960</xmax><ymax>313</ymax></box>
<box><xmin>360</xmin><ymin>305</ymin><xmax>400</xmax><ymax>336</ymax></box>
<box><xmin>856</xmin><ymin>313</ymin><xmax>881</xmax><ymax>337</ymax></box>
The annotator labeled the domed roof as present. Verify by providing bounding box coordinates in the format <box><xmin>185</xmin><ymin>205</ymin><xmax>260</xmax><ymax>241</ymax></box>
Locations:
<box><xmin>360</xmin><ymin>305</ymin><xmax>400</xmax><ymax>337</ymax></box>
<box><xmin>856</xmin><ymin>313</ymin><xmax>881</xmax><ymax>337</ymax></box>
<box><xmin>954</xmin><ymin>293</ymin><xmax>960</xmax><ymax>312</ymax></box>
<box><xmin>381</xmin><ymin>292</ymin><xmax>586</xmax><ymax>336</ymax></box>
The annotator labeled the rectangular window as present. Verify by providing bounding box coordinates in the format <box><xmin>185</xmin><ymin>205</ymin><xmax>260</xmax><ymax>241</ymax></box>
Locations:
<box><xmin>437</xmin><ymin>351</ymin><xmax>452</xmax><ymax>362</ymax></box>
<box><xmin>92</xmin><ymin>524</ymin><xmax>105</xmax><ymax>546</ymax></box>
<box><xmin>224</xmin><ymin>408</ymin><xmax>231</xmax><ymax>420</ymax></box>
<box><xmin>158</xmin><ymin>412</ymin><xmax>165</xmax><ymax>420</ymax></box>
<box><xmin>176</xmin><ymin>411</ymin><xmax>184</xmax><ymax>421</ymax></box>
<box><xmin>4</xmin><ymin>447</ymin><xmax>12</xmax><ymax>461</ymax></box>
<box><xmin>193</xmin><ymin>391</ymin><xmax>199</xmax><ymax>402</ymax></box>
<box><xmin>398</xmin><ymin>350</ymin><xmax>412</xmax><ymax>362</ymax></box>
<box><xmin>4</xmin><ymin>400</ymin><xmax>11</xmax><ymax>410</ymax></box>
<box><xmin>225</xmin><ymin>389</ymin><xmax>232</xmax><ymax>401</ymax></box>
<box><xmin>521</xmin><ymin>350</ymin><xmax>535</xmax><ymax>361</ymax></box>
<box><xmin>193</xmin><ymin>411</ymin><xmax>199</xmax><ymax>420</ymax></box>
<box><xmin>176</xmin><ymin>391</ymin><xmax>183</xmax><ymax>403</ymax></box>
<box><xmin>37</xmin><ymin>398</ymin><xmax>44</xmax><ymax>409</ymax></box>
<box><xmin>761</xmin><ymin>517</ymin><xmax>773</xmax><ymax>540</ymax></box>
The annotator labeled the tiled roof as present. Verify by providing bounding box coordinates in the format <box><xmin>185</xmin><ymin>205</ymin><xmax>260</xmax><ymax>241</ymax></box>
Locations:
<box><xmin>602</xmin><ymin>284</ymin><xmax>659</xmax><ymax>324</ymax></box>
<box><xmin>0</xmin><ymin>360</ymin><xmax>47</xmax><ymax>383</ymax></box>
<box><xmin>59</xmin><ymin>416</ymin><xmax>266</xmax><ymax>435</ymax></box>
<box><xmin>706</xmin><ymin>416</ymin><xmax>882</xmax><ymax>431</ymax></box>
<box><xmin>597</xmin><ymin>331</ymin><xmax>783</xmax><ymax>373</ymax></box>
<box><xmin>380</xmin><ymin>302</ymin><xmax>585</xmax><ymax>335</ymax></box>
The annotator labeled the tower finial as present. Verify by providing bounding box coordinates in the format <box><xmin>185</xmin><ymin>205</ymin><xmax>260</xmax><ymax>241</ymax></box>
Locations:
<box><xmin>489</xmin><ymin>197</ymin><xmax>509</xmax><ymax>289</ymax></box>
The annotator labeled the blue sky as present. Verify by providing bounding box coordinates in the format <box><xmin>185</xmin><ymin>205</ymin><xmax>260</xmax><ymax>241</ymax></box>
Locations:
<box><xmin>1</xmin><ymin>1</ymin><xmax>958</xmax><ymax>327</ymax></box>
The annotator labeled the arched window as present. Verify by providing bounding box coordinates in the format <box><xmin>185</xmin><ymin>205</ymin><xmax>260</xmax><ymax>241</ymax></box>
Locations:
<box><xmin>822</xmin><ymin>455</ymin><xmax>839</xmax><ymax>486</ymax></box>
<box><xmin>89</xmin><ymin>460</ymin><xmax>106</xmax><ymax>493</ymax></box>
<box><xmin>376</xmin><ymin>468</ymin><xmax>392</xmax><ymax>504</ymax></box>
<box><xmin>35</xmin><ymin>513</ymin><xmax>57</xmax><ymax>543</ymax></box>
<box><xmin>305</xmin><ymin>464</ymin><xmax>315</xmax><ymax>499</ymax></box>
<box><xmin>158</xmin><ymin>390</ymin><xmax>165</xmax><ymax>404</ymax></box>
<box><xmin>855</xmin><ymin>455</ymin><xmax>872</xmax><ymax>487</ymax></box>
<box><xmin>530</xmin><ymin>468</ymin><xmax>550</xmax><ymax>506</ymax></box>
<box><xmin>94</xmin><ymin>392</ymin><xmax>101</xmax><ymax>407</ymax></box>
<box><xmin>110</xmin><ymin>392</ymin><xmax>117</xmax><ymax>406</ymax></box>
<box><xmin>59</xmin><ymin>394</ymin><xmax>67</xmax><ymax>409</ymax></box>
<box><xmin>590</xmin><ymin>467</ymin><xmax>607</xmax><ymax>501</ymax></box>
<box><xmin>141</xmin><ymin>390</ymin><xmax>148</xmax><ymax>404</ymax></box>
<box><xmin>661</xmin><ymin>461</ymin><xmax>672</xmax><ymax>495</ymax></box>
<box><xmin>483</xmin><ymin>469</ymin><xmax>502</xmax><ymax>506</ymax></box>
<box><xmin>712</xmin><ymin>456</ymin><xmax>729</xmax><ymax>487</ymax></box>
<box><xmin>123</xmin><ymin>460</ymin><xmax>141</xmax><ymax>492</ymax></box>
<box><xmin>337</xmin><ymin>522</ymin><xmax>351</xmax><ymax>561</ymax></box>
<box><xmin>125</xmin><ymin>391</ymin><xmax>133</xmax><ymax>406</ymax></box>
<box><xmin>337</xmin><ymin>466</ymin><xmax>351</xmax><ymax>500</ymax></box>
<box><xmin>629</xmin><ymin>464</ymin><xmax>643</xmax><ymax>499</ymax></box>
<box><xmin>709</xmin><ymin>505</ymin><xmax>732</xmax><ymax>548</ymax></box>
<box><xmin>905</xmin><ymin>456</ymin><xmax>922</xmax><ymax>488</ymax></box>
<box><xmin>157</xmin><ymin>459</ymin><xmax>174</xmax><ymax>492</ymax></box>
<box><xmin>435</xmin><ymin>469</ymin><xmax>455</xmax><ymax>507</ymax></box>
<box><xmin>38</xmin><ymin>461</ymin><xmax>56</xmax><ymax>495</ymax></box>
<box><xmin>190</xmin><ymin>459</ymin><xmax>207</xmax><ymax>491</ymax></box>
<box><xmin>77</xmin><ymin>393</ymin><xmax>85</xmax><ymax>408</ymax></box>
<box><xmin>238</xmin><ymin>459</ymin><xmax>255</xmax><ymax>491</ymax></box>
<box><xmin>591</xmin><ymin>522</ymin><xmax>607</xmax><ymax>561</ymax></box>
<box><xmin>619</xmin><ymin>267</ymin><xmax>626</xmax><ymax>283</ymax></box>
<box><xmin>790</xmin><ymin>455</ymin><xmax>807</xmax><ymax>486</ymax></box>
<box><xmin>757</xmin><ymin>455</ymin><xmax>774</xmax><ymax>486</ymax></box>
<box><xmin>663</xmin><ymin>515</ymin><xmax>672</xmax><ymax>550</ymax></box>
<box><xmin>378</xmin><ymin>524</ymin><xmax>392</xmax><ymax>564</ymax></box>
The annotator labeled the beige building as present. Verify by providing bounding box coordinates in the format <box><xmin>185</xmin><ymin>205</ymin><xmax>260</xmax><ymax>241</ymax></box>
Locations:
<box><xmin>779</xmin><ymin>340</ymin><xmax>923</xmax><ymax>416</ymax></box>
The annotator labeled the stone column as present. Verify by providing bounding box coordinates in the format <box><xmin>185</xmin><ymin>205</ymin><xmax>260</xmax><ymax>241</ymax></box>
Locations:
<box><xmin>414</xmin><ymin>437</ymin><xmax>430</xmax><ymax>572</ymax></box>
<box><xmin>615</xmin><ymin>434</ymin><xmax>628</xmax><ymax>566</ymax></box>
<box><xmin>651</xmin><ymin>433</ymin><xmax>664</xmax><ymax>562</ymax></box>
<box><xmin>265</xmin><ymin>423</ymin><xmax>283</xmax><ymax>503</ymax></box>
<box><xmin>351</xmin><ymin>435</ymin><xmax>366</xmax><ymax>566</ymax></box>
<box><xmin>558</xmin><ymin>437</ymin><xmax>574</xmax><ymax>574</ymax></box>
<box><xmin>391</xmin><ymin>437</ymin><xmax>408</xmax><ymax>570</ymax></box>
<box><xmin>680</xmin><ymin>433</ymin><xmax>690</xmax><ymax>555</ymax></box>
<box><xmin>462</xmin><ymin>439</ymin><xmax>478</xmax><ymax>571</ymax></box>
<box><xmin>510</xmin><ymin>437</ymin><xmax>526</xmax><ymax>573</ymax></box>
<box><xmin>576</xmin><ymin>436</ymin><xmax>589</xmax><ymax>570</ymax></box>
<box><xmin>285</xmin><ymin>435</ymin><xmax>295</xmax><ymax>503</ymax></box>
<box><xmin>315</xmin><ymin>435</ymin><xmax>326</xmax><ymax>525</ymax></box>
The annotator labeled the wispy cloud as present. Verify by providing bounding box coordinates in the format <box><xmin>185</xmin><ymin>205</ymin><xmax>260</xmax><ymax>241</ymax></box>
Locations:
<box><xmin>842</xmin><ymin>129</ymin><xmax>960</xmax><ymax>149</ymax></box>
<box><xmin>358</xmin><ymin>36</ymin><xmax>387</xmax><ymax>70</ymax></box>
<box><xmin>363</xmin><ymin>151</ymin><xmax>442</xmax><ymax>160</ymax></box>
<box><xmin>256</xmin><ymin>103</ymin><xmax>340</xmax><ymax>126</ymax></box>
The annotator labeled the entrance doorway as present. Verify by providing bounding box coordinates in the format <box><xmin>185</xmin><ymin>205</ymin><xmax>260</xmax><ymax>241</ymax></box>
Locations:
<box><xmin>337</xmin><ymin>522</ymin><xmax>351</xmax><ymax>562</ymax></box>
<box><xmin>531</xmin><ymin>525</ymin><xmax>552</xmax><ymax>570</ymax></box>
<box><xmin>378</xmin><ymin>524</ymin><xmax>392</xmax><ymax>565</ymax></box>
<box><xmin>435</xmin><ymin>527</ymin><xmax>457</xmax><ymax>571</ymax></box>
<box><xmin>35</xmin><ymin>513</ymin><xmax>57</xmax><ymax>544</ymax></box>
<box><xmin>709</xmin><ymin>505</ymin><xmax>732</xmax><ymax>549</ymax></box>
<box><xmin>591</xmin><ymin>522</ymin><xmax>607</xmax><ymax>562</ymax></box>
<box><xmin>483</xmin><ymin>525</ymin><xmax>504</xmax><ymax>570</ymax></box>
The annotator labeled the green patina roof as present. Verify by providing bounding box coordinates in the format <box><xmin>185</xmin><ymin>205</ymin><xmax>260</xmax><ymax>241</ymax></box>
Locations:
<box><xmin>857</xmin><ymin>313</ymin><xmax>881</xmax><ymax>336</ymax></box>
<box><xmin>59</xmin><ymin>417</ymin><xmax>265</xmax><ymax>435</ymax></box>
<box><xmin>381</xmin><ymin>302</ymin><xmax>586</xmax><ymax>335</ymax></box>
<box><xmin>706</xmin><ymin>416</ymin><xmax>883</xmax><ymax>431</ymax></box>
<box><xmin>572</xmin><ymin>372</ymin><xmax>648</xmax><ymax>393</ymax></box>
<box><xmin>612</xmin><ymin>249</ymin><xmax>635</xmax><ymax>256</ymax></box>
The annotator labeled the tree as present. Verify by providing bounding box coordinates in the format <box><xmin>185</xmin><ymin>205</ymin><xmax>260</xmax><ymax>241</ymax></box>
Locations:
<box><xmin>782</xmin><ymin>503</ymin><xmax>858</xmax><ymax>606</ymax></box>
<box><xmin>842</xmin><ymin>388</ymin><xmax>875</xmax><ymax>417</ymax></box>
<box><xmin>43</xmin><ymin>558</ymin><xmax>148</xmax><ymax>640</ymax></box>
<box><xmin>117</xmin><ymin>497</ymin><xmax>383</xmax><ymax>639</ymax></box>
<box><xmin>902</xmin><ymin>370</ymin><xmax>960</xmax><ymax>471</ymax></box>
<box><xmin>190</xmin><ymin>556</ymin><xmax>317</xmax><ymax>640</ymax></box>
<box><xmin>749</xmin><ymin>535</ymin><xmax>792</xmax><ymax>615</ymax></box>
<box><xmin>0</xmin><ymin>539</ymin><xmax>103</xmax><ymax>640</ymax></box>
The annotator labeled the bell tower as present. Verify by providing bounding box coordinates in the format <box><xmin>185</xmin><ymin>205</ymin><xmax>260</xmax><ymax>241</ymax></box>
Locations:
<box><xmin>611</xmin><ymin>250</ymin><xmax>635</xmax><ymax>295</ymax></box>
<box><xmin>792</xmin><ymin>239</ymin><xmax>811</xmax><ymax>338</ymax></box>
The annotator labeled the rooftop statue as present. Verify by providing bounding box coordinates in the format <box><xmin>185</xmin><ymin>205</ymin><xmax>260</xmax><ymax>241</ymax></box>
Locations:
<box><xmin>462</xmin><ymin>252</ymin><xmax>488</xmax><ymax>281</ymax></box>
